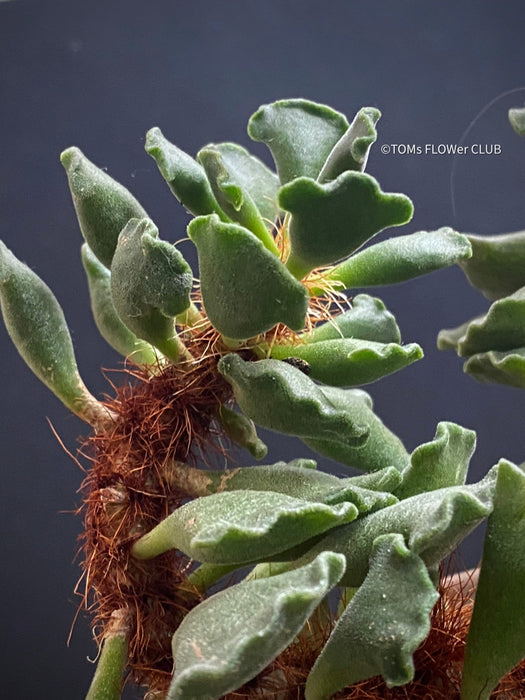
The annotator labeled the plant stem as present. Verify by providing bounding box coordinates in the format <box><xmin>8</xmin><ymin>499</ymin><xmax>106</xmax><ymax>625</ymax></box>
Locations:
<box><xmin>85</xmin><ymin>609</ymin><xmax>130</xmax><ymax>700</ymax></box>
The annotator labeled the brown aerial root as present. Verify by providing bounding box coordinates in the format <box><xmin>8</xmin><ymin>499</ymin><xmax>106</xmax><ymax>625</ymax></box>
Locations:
<box><xmin>225</xmin><ymin>562</ymin><xmax>525</xmax><ymax>699</ymax></box>
<box><xmin>77</xmin><ymin>328</ymin><xmax>237</xmax><ymax>697</ymax></box>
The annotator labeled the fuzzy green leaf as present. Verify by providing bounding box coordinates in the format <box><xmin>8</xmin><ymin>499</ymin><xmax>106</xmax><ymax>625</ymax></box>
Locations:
<box><xmin>61</xmin><ymin>147</ymin><xmax>148</xmax><ymax>268</ymax></box>
<box><xmin>81</xmin><ymin>244</ymin><xmax>158</xmax><ymax>365</ymax></box>
<box><xmin>318</xmin><ymin>107</ymin><xmax>381</xmax><ymax>181</ymax></box>
<box><xmin>327</xmin><ymin>228</ymin><xmax>472</xmax><ymax>289</ymax></box>
<box><xmin>464</xmin><ymin>347</ymin><xmax>525</xmax><ymax>388</ymax></box>
<box><xmin>509</xmin><ymin>106</ymin><xmax>525</xmax><ymax>135</ymax></box>
<box><xmin>188</xmin><ymin>215</ymin><xmax>308</xmax><ymax>339</ymax></box>
<box><xmin>303</xmin><ymin>294</ymin><xmax>401</xmax><ymax>344</ymax></box>
<box><xmin>306</xmin><ymin>534</ymin><xmax>438</xmax><ymax>698</ymax></box>
<box><xmin>198</xmin><ymin>142</ymin><xmax>279</xmax><ymax>231</ymax></box>
<box><xmin>459</xmin><ymin>231</ymin><xmax>525</xmax><ymax>300</ymax></box>
<box><xmin>0</xmin><ymin>242</ymin><xmax>110</xmax><ymax>427</ymax></box>
<box><xmin>145</xmin><ymin>127</ymin><xmax>225</xmax><ymax>218</ymax></box>
<box><xmin>302</xmin><ymin>386</ymin><xmax>409</xmax><ymax>473</ymax></box>
<box><xmin>461</xmin><ymin>461</ymin><xmax>525</xmax><ymax>700</ymax></box>
<box><xmin>298</xmin><ymin>472</ymin><xmax>496</xmax><ymax>587</ymax></box>
<box><xmin>270</xmin><ymin>337</ymin><xmax>423</xmax><ymax>387</ymax></box>
<box><xmin>167</xmin><ymin>551</ymin><xmax>345</xmax><ymax>700</ymax></box>
<box><xmin>437</xmin><ymin>317</ymin><xmax>480</xmax><ymax>352</ymax></box>
<box><xmin>110</xmin><ymin>218</ymin><xmax>192</xmax><ymax>359</ymax></box>
<box><xmin>280</xmin><ymin>172</ymin><xmax>414</xmax><ymax>278</ymax></box>
<box><xmin>395</xmin><ymin>422</ymin><xmax>476</xmax><ymax>499</ymax></box>
<box><xmin>449</xmin><ymin>286</ymin><xmax>525</xmax><ymax>357</ymax></box>
<box><xmin>247</xmin><ymin>98</ymin><xmax>349</xmax><ymax>184</ymax></box>
<box><xmin>218</xmin><ymin>354</ymin><xmax>369</xmax><ymax>446</ymax></box>
<box><xmin>216</xmin><ymin>405</ymin><xmax>268</xmax><ymax>460</ymax></box>
<box><xmin>131</xmin><ymin>490</ymin><xmax>358</xmax><ymax>564</ymax></box>
<box><xmin>170</xmin><ymin>462</ymin><xmax>397</xmax><ymax>514</ymax></box>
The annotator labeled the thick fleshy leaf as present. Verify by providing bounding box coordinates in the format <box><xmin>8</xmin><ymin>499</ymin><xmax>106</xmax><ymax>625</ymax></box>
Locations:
<box><xmin>110</xmin><ymin>218</ymin><xmax>192</xmax><ymax>359</ymax></box>
<box><xmin>448</xmin><ymin>287</ymin><xmax>525</xmax><ymax>357</ymax></box>
<box><xmin>247</xmin><ymin>98</ymin><xmax>349</xmax><ymax>184</ymax></box>
<box><xmin>145</xmin><ymin>127</ymin><xmax>225</xmax><ymax>218</ymax></box>
<box><xmin>269</xmin><ymin>337</ymin><xmax>423</xmax><ymax>386</ymax></box>
<box><xmin>303</xmin><ymin>294</ymin><xmax>401</xmax><ymax>344</ymax></box>
<box><xmin>509</xmin><ymin>106</ymin><xmax>525</xmax><ymax>135</ymax></box>
<box><xmin>217</xmin><ymin>354</ymin><xmax>369</xmax><ymax>446</ymax></box>
<box><xmin>60</xmin><ymin>147</ymin><xmax>148</xmax><ymax>268</ymax></box>
<box><xmin>437</xmin><ymin>317</ymin><xmax>481</xmax><ymax>352</ymax></box>
<box><xmin>326</xmin><ymin>228</ymin><xmax>472</xmax><ymax>289</ymax></box>
<box><xmin>167</xmin><ymin>551</ymin><xmax>346</xmax><ymax>700</ymax></box>
<box><xmin>167</xmin><ymin>461</ymin><xmax>397</xmax><ymax>514</ymax></box>
<box><xmin>464</xmin><ymin>347</ymin><xmax>525</xmax><ymax>388</ymax></box>
<box><xmin>216</xmin><ymin>405</ymin><xmax>268</xmax><ymax>459</ymax></box>
<box><xmin>81</xmin><ymin>244</ymin><xmax>158</xmax><ymax>365</ymax></box>
<box><xmin>280</xmin><ymin>172</ymin><xmax>414</xmax><ymax>278</ymax></box>
<box><xmin>131</xmin><ymin>490</ymin><xmax>357</xmax><ymax>564</ymax></box>
<box><xmin>305</xmin><ymin>534</ymin><xmax>438</xmax><ymax>698</ymax></box>
<box><xmin>198</xmin><ymin>142</ymin><xmax>279</xmax><ymax>229</ymax></box>
<box><xmin>346</xmin><ymin>466</ymin><xmax>403</xmax><ymax>493</ymax></box>
<box><xmin>0</xmin><ymin>242</ymin><xmax>111</xmax><ymax>428</ymax></box>
<box><xmin>197</xmin><ymin>145</ymin><xmax>279</xmax><ymax>254</ymax></box>
<box><xmin>297</xmin><ymin>472</ymin><xmax>496</xmax><ymax>587</ymax></box>
<box><xmin>395</xmin><ymin>422</ymin><xmax>476</xmax><ymax>499</ymax></box>
<box><xmin>461</xmin><ymin>461</ymin><xmax>525</xmax><ymax>700</ymax></box>
<box><xmin>188</xmin><ymin>215</ymin><xmax>308</xmax><ymax>339</ymax></box>
<box><xmin>302</xmin><ymin>386</ymin><xmax>409</xmax><ymax>473</ymax></box>
<box><xmin>459</xmin><ymin>231</ymin><xmax>525</xmax><ymax>300</ymax></box>
<box><xmin>318</xmin><ymin>107</ymin><xmax>381</xmax><ymax>181</ymax></box>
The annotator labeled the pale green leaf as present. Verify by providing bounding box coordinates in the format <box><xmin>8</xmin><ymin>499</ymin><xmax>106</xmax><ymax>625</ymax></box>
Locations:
<box><xmin>464</xmin><ymin>347</ymin><xmax>525</xmax><ymax>388</ymax></box>
<box><xmin>247</xmin><ymin>98</ymin><xmax>349</xmax><ymax>184</ymax></box>
<box><xmin>167</xmin><ymin>551</ymin><xmax>345</xmax><ymax>700</ymax></box>
<box><xmin>187</xmin><ymin>215</ymin><xmax>308</xmax><ymax>339</ymax></box>
<box><xmin>461</xmin><ymin>461</ymin><xmax>525</xmax><ymax>700</ymax></box>
<box><xmin>131</xmin><ymin>490</ymin><xmax>358</xmax><ymax>564</ymax></box>
<box><xmin>509</xmin><ymin>106</ymin><xmax>525</xmax><ymax>135</ymax></box>
<box><xmin>305</xmin><ymin>534</ymin><xmax>438</xmax><ymax>698</ymax></box>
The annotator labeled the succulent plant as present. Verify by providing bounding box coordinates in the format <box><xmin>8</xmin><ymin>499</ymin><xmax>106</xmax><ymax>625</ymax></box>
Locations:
<box><xmin>1</xmin><ymin>98</ymin><xmax>523</xmax><ymax>700</ymax></box>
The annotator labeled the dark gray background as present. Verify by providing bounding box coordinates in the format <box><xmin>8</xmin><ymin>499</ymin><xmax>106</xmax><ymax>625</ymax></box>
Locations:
<box><xmin>1</xmin><ymin>1</ymin><xmax>524</xmax><ymax>697</ymax></box>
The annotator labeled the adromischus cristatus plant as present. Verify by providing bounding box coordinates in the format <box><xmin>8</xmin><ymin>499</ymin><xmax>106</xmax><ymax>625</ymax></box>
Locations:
<box><xmin>0</xmin><ymin>99</ymin><xmax>523</xmax><ymax>700</ymax></box>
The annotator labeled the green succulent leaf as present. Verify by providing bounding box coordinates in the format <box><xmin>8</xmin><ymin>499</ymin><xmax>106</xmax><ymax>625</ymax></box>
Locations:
<box><xmin>445</xmin><ymin>286</ymin><xmax>525</xmax><ymax>357</ymax></box>
<box><xmin>218</xmin><ymin>354</ymin><xmax>369</xmax><ymax>446</ymax></box>
<box><xmin>395</xmin><ymin>422</ymin><xmax>476</xmax><ymax>499</ymax></box>
<box><xmin>169</xmin><ymin>461</ymin><xmax>397</xmax><ymax>514</ymax></box>
<box><xmin>326</xmin><ymin>228</ymin><xmax>472</xmax><ymax>289</ymax></box>
<box><xmin>509</xmin><ymin>105</ymin><xmax>525</xmax><ymax>135</ymax></box>
<box><xmin>167</xmin><ymin>551</ymin><xmax>346</xmax><ymax>700</ymax></box>
<box><xmin>145</xmin><ymin>127</ymin><xmax>226</xmax><ymax>219</ymax></box>
<box><xmin>298</xmin><ymin>472</ymin><xmax>496</xmax><ymax>587</ymax></box>
<box><xmin>461</xmin><ymin>461</ymin><xmax>525</xmax><ymax>700</ymax></box>
<box><xmin>280</xmin><ymin>172</ymin><xmax>414</xmax><ymax>278</ymax></box>
<box><xmin>110</xmin><ymin>218</ymin><xmax>192</xmax><ymax>360</ymax></box>
<box><xmin>131</xmin><ymin>490</ymin><xmax>358</xmax><ymax>564</ymax></box>
<box><xmin>0</xmin><ymin>242</ymin><xmax>111</xmax><ymax>428</ymax></box>
<box><xmin>81</xmin><ymin>244</ymin><xmax>159</xmax><ymax>365</ymax></box>
<box><xmin>247</xmin><ymin>98</ymin><xmax>349</xmax><ymax>185</ymax></box>
<box><xmin>187</xmin><ymin>215</ymin><xmax>308</xmax><ymax>339</ymax></box>
<box><xmin>305</xmin><ymin>534</ymin><xmax>438</xmax><ymax>698</ymax></box>
<box><xmin>302</xmin><ymin>386</ymin><xmax>409</xmax><ymax>473</ymax></box>
<box><xmin>458</xmin><ymin>231</ymin><xmax>525</xmax><ymax>300</ymax></box>
<box><xmin>197</xmin><ymin>142</ymin><xmax>280</xmax><ymax>235</ymax></box>
<box><xmin>302</xmin><ymin>294</ymin><xmax>401</xmax><ymax>344</ymax></box>
<box><xmin>437</xmin><ymin>317</ymin><xmax>481</xmax><ymax>352</ymax></box>
<box><xmin>216</xmin><ymin>405</ymin><xmax>268</xmax><ymax>460</ymax></box>
<box><xmin>318</xmin><ymin>107</ymin><xmax>381</xmax><ymax>181</ymax></box>
<box><xmin>463</xmin><ymin>347</ymin><xmax>525</xmax><ymax>388</ymax></box>
<box><xmin>345</xmin><ymin>466</ymin><xmax>403</xmax><ymax>493</ymax></box>
<box><xmin>270</xmin><ymin>337</ymin><xmax>423</xmax><ymax>387</ymax></box>
<box><xmin>60</xmin><ymin>147</ymin><xmax>148</xmax><ymax>269</ymax></box>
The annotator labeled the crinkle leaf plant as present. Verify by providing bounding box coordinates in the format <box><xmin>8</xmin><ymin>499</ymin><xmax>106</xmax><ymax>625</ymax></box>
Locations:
<box><xmin>1</xmin><ymin>98</ymin><xmax>524</xmax><ymax>700</ymax></box>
